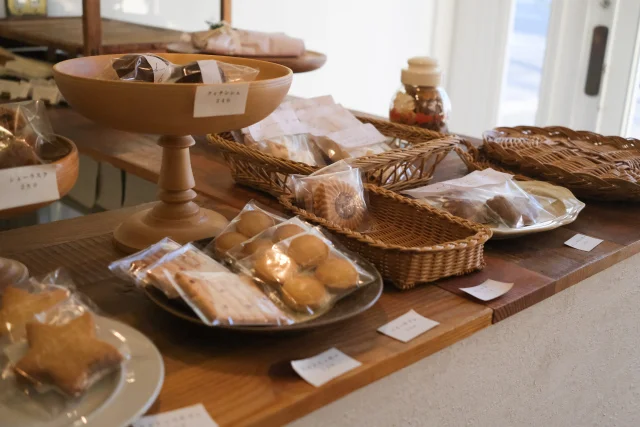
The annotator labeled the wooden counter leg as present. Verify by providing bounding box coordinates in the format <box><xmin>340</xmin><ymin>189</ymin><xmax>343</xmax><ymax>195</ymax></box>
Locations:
<box><xmin>113</xmin><ymin>135</ymin><xmax>229</xmax><ymax>253</ymax></box>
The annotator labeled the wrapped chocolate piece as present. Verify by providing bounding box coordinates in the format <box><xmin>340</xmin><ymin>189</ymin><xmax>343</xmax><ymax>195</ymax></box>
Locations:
<box><xmin>107</xmin><ymin>54</ymin><xmax>259</xmax><ymax>84</ymax></box>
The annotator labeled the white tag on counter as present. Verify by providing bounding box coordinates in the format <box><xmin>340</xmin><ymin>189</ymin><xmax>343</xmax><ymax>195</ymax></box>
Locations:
<box><xmin>143</xmin><ymin>55</ymin><xmax>173</xmax><ymax>83</ymax></box>
<box><xmin>197</xmin><ymin>60</ymin><xmax>223</xmax><ymax>84</ymax></box>
<box><xmin>326</xmin><ymin>123</ymin><xmax>387</xmax><ymax>149</ymax></box>
<box><xmin>377</xmin><ymin>310</ymin><xmax>439</xmax><ymax>343</ymax></box>
<box><xmin>291</xmin><ymin>347</ymin><xmax>361</xmax><ymax>387</ymax></box>
<box><xmin>460</xmin><ymin>279</ymin><xmax>513</xmax><ymax>301</ymax></box>
<box><xmin>132</xmin><ymin>404</ymin><xmax>218</xmax><ymax>427</ymax></box>
<box><xmin>194</xmin><ymin>83</ymin><xmax>249</xmax><ymax>117</ymax></box>
<box><xmin>0</xmin><ymin>164</ymin><xmax>59</xmax><ymax>211</ymax></box>
<box><xmin>564</xmin><ymin>234</ymin><xmax>603</xmax><ymax>252</ymax></box>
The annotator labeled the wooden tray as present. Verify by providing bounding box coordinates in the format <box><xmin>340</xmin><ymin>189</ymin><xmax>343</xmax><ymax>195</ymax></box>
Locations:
<box><xmin>482</xmin><ymin>126</ymin><xmax>640</xmax><ymax>201</ymax></box>
<box><xmin>167</xmin><ymin>42</ymin><xmax>326</xmax><ymax>73</ymax></box>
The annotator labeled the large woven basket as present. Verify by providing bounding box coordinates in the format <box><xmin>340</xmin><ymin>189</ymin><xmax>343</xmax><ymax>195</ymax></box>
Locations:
<box><xmin>483</xmin><ymin>126</ymin><xmax>640</xmax><ymax>201</ymax></box>
<box><xmin>278</xmin><ymin>184</ymin><xmax>492</xmax><ymax>290</ymax></box>
<box><xmin>207</xmin><ymin>116</ymin><xmax>459</xmax><ymax>196</ymax></box>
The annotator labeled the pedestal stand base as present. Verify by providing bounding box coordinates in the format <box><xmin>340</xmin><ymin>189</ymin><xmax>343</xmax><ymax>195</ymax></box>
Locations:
<box><xmin>113</xmin><ymin>204</ymin><xmax>229</xmax><ymax>253</ymax></box>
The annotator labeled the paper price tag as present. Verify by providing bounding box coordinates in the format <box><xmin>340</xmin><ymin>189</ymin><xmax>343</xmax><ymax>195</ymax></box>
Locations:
<box><xmin>197</xmin><ymin>60</ymin><xmax>223</xmax><ymax>84</ymax></box>
<box><xmin>194</xmin><ymin>83</ymin><xmax>249</xmax><ymax>118</ymax></box>
<box><xmin>143</xmin><ymin>55</ymin><xmax>173</xmax><ymax>83</ymax></box>
<box><xmin>460</xmin><ymin>279</ymin><xmax>513</xmax><ymax>301</ymax></box>
<box><xmin>291</xmin><ymin>348</ymin><xmax>361</xmax><ymax>387</ymax></box>
<box><xmin>133</xmin><ymin>404</ymin><xmax>218</xmax><ymax>427</ymax></box>
<box><xmin>0</xmin><ymin>164</ymin><xmax>59</xmax><ymax>211</ymax></box>
<box><xmin>564</xmin><ymin>234</ymin><xmax>603</xmax><ymax>252</ymax></box>
<box><xmin>377</xmin><ymin>310</ymin><xmax>439</xmax><ymax>343</ymax></box>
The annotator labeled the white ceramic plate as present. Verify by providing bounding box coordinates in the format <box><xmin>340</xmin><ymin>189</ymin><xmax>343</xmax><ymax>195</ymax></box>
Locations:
<box><xmin>490</xmin><ymin>181</ymin><xmax>585</xmax><ymax>239</ymax></box>
<box><xmin>0</xmin><ymin>317</ymin><xmax>164</xmax><ymax>427</ymax></box>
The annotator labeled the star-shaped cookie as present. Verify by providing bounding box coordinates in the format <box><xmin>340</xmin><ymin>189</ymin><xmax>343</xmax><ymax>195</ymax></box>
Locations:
<box><xmin>0</xmin><ymin>286</ymin><xmax>69</xmax><ymax>339</ymax></box>
<box><xmin>14</xmin><ymin>312</ymin><xmax>124</xmax><ymax>397</ymax></box>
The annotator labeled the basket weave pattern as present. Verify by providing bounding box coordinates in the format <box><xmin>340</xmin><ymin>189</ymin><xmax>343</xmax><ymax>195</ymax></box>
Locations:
<box><xmin>208</xmin><ymin>116</ymin><xmax>458</xmax><ymax>196</ymax></box>
<box><xmin>279</xmin><ymin>184</ymin><xmax>492</xmax><ymax>290</ymax></box>
<box><xmin>482</xmin><ymin>126</ymin><xmax>640</xmax><ymax>201</ymax></box>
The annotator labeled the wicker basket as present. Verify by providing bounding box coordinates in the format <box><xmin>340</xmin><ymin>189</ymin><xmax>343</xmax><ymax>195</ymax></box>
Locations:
<box><xmin>482</xmin><ymin>126</ymin><xmax>640</xmax><ymax>201</ymax></box>
<box><xmin>278</xmin><ymin>184</ymin><xmax>492</xmax><ymax>290</ymax></box>
<box><xmin>207</xmin><ymin>116</ymin><xmax>459</xmax><ymax>196</ymax></box>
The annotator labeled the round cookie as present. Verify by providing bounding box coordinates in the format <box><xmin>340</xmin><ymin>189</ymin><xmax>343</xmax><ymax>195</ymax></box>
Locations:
<box><xmin>281</xmin><ymin>275</ymin><xmax>328</xmax><ymax>312</ymax></box>
<box><xmin>315</xmin><ymin>258</ymin><xmax>359</xmax><ymax>292</ymax></box>
<box><xmin>235</xmin><ymin>211</ymin><xmax>276</xmax><ymax>237</ymax></box>
<box><xmin>254</xmin><ymin>249</ymin><xmax>298</xmax><ymax>285</ymax></box>
<box><xmin>287</xmin><ymin>235</ymin><xmax>329</xmax><ymax>268</ymax></box>
<box><xmin>215</xmin><ymin>232</ymin><xmax>247</xmax><ymax>255</ymax></box>
<box><xmin>241</xmin><ymin>238</ymin><xmax>273</xmax><ymax>256</ymax></box>
<box><xmin>313</xmin><ymin>180</ymin><xmax>366</xmax><ymax>230</ymax></box>
<box><xmin>272</xmin><ymin>224</ymin><xmax>305</xmax><ymax>243</ymax></box>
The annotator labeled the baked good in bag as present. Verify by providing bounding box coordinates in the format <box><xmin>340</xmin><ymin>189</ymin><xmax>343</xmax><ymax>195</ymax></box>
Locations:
<box><xmin>281</xmin><ymin>275</ymin><xmax>328</xmax><ymax>312</ymax></box>
<box><xmin>443</xmin><ymin>198</ymin><xmax>492</xmax><ymax>224</ymax></box>
<box><xmin>313</xmin><ymin>180</ymin><xmax>366</xmax><ymax>230</ymax></box>
<box><xmin>254</xmin><ymin>249</ymin><xmax>299</xmax><ymax>285</ymax></box>
<box><xmin>0</xmin><ymin>136</ymin><xmax>42</xmax><ymax>169</ymax></box>
<box><xmin>287</xmin><ymin>235</ymin><xmax>329</xmax><ymax>268</ymax></box>
<box><xmin>486</xmin><ymin>195</ymin><xmax>538</xmax><ymax>228</ymax></box>
<box><xmin>215</xmin><ymin>231</ymin><xmax>248</xmax><ymax>255</ymax></box>
<box><xmin>315</xmin><ymin>258</ymin><xmax>359</xmax><ymax>292</ymax></box>
<box><xmin>0</xmin><ymin>286</ymin><xmax>69</xmax><ymax>338</ymax></box>
<box><xmin>236</xmin><ymin>211</ymin><xmax>276</xmax><ymax>237</ymax></box>
<box><xmin>272</xmin><ymin>224</ymin><xmax>305</xmax><ymax>243</ymax></box>
<box><xmin>112</xmin><ymin>54</ymin><xmax>172</xmax><ymax>82</ymax></box>
<box><xmin>14</xmin><ymin>313</ymin><xmax>123</xmax><ymax>397</ymax></box>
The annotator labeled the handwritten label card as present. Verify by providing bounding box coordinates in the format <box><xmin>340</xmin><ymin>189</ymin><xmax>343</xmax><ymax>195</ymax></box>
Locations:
<box><xmin>143</xmin><ymin>55</ymin><xmax>173</xmax><ymax>83</ymax></box>
<box><xmin>460</xmin><ymin>279</ymin><xmax>514</xmax><ymax>301</ymax></box>
<box><xmin>133</xmin><ymin>404</ymin><xmax>218</xmax><ymax>427</ymax></box>
<box><xmin>194</xmin><ymin>83</ymin><xmax>249</xmax><ymax>118</ymax></box>
<box><xmin>291</xmin><ymin>348</ymin><xmax>361</xmax><ymax>387</ymax></box>
<box><xmin>564</xmin><ymin>234</ymin><xmax>603</xmax><ymax>252</ymax></box>
<box><xmin>0</xmin><ymin>164</ymin><xmax>59</xmax><ymax>211</ymax></box>
<box><xmin>377</xmin><ymin>310</ymin><xmax>439</xmax><ymax>343</ymax></box>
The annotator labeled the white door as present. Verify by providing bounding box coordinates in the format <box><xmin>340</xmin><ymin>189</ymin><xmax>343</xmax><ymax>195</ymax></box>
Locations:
<box><xmin>445</xmin><ymin>0</ymin><xmax>640</xmax><ymax>138</ymax></box>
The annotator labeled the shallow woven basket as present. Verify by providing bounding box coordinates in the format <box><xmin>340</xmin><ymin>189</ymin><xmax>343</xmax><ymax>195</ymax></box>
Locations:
<box><xmin>207</xmin><ymin>116</ymin><xmax>459</xmax><ymax>196</ymax></box>
<box><xmin>483</xmin><ymin>126</ymin><xmax>640</xmax><ymax>201</ymax></box>
<box><xmin>279</xmin><ymin>184</ymin><xmax>492</xmax><ymax>290</ymax></box>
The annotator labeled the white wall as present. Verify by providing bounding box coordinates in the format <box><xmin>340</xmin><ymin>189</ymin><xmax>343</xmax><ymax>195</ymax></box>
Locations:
<box><xmin>44</xmin><ymin>0</ymin><xmax>441</xmax><ymax>116</ymax></box>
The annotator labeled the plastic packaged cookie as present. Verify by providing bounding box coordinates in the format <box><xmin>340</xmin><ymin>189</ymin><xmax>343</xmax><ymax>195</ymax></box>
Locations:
<box><xmin>103</xmin><ymin>54</ymin><xmax>259</xmax><ymax>84</ymax></box>
<box><xmin>108</xmin><ymin>237</ymin><xmax>182</xmax><ymax>284</ymax></box>
<box><xmin>291</xmin><ymin>161</ymin><xmax>371</xmax><ymax>232</ymax></box>
<box><xmin>402</xmin><ymin>168</ymin><xmax>556</xmax><ymax>229</ymax></box>
<box><xmin>205</xmin><ymin>200</ymin><xmax>289</xmax><ymax>259</ymax></box>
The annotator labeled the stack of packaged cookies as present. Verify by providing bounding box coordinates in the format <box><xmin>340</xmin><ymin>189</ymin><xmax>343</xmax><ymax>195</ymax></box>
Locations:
<box><xmin>0</xmin><ymin>271</ymin><xmax>127</xmax><ymax>419</ymax></box>
<box><xmin>111</xmin><ymin>200</ymin><xmax>378</xmax><ymax>327</ymax></box>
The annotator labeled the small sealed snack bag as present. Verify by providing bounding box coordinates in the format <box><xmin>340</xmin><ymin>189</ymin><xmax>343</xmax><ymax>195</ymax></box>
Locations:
<box><xmin>402</xmin><ymin>168</ymin><xmax>556</xmax><ymax>229</ymax></box>
<box><xmin>108</xmin><ymin>237</ymin><xmax>181</xmax><ymax>284</ymax></box>
<box><xmin>291</xmin><ymin>161</ymin><xmax>371</xmax><ymax>232</ymax></box>
<box><xmin>103</xmin><ymin>54</ymin><xmax>259</xmax><ymax>84</ymax></box>
<box><xmin>238</xmin><ymin>228</ymin><xmax>376</xmax><ymax>316</ymax></box>
<box><xmin>170</xmin><ymin>271</ymin><xmax>294</xmax><ymax>326</ymax></box>
<box><xmin>205</xmin><ymin>200</ymin><xmax>288</xmax><ymax>259</ymax></box>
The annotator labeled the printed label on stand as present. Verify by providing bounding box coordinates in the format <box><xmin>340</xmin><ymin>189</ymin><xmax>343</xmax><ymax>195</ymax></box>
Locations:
<box><xmin>0</xmin><ymin>164</ymin><xmax>59</xmax><ymax>211</ymax></box>
<box><xmin>193</xmin><ymin>83</ymin><xmax>249</xmax><ymax>118</ymax></box>
<box><xmin>132</xmin><ymin>404</ymin><xmax>218</xmax><ymax>427</ymax></box>
<box><xmin>460</xmin><ymin>279</ymin><xmax>514</xmax><ymax>301</ymax></box>
<box><xmin>291</xmin><ymin>347</ymin><xmax>361</xmax><ymax>387</ymax></box>
<box><xmin>564</xmin><ymin>234</ymin><xmax>603</xmax><ymax>252</ymax></box>
<box><xmin>197</xmin><ymin>60</ymin><xmax>223</xmax><ymax>84</ymax></box>
<box><xmin>377</xmin><ymin>310</ymin><xmax>440</xmax><ymax>343</ymax></box>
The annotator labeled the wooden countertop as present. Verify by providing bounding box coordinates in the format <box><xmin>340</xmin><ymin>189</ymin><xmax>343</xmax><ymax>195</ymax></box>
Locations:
<box><xmin>47</xmin><ymin>106</ymin><xmax>640</xmax><ymax>322</ymax></box>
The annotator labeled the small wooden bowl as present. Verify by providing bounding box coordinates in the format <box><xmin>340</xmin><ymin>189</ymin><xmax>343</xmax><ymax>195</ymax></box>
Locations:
<box><xmin>0</xmin><ymin>134</ymin><xmax>79</xmax><ymax>218</ymax></box>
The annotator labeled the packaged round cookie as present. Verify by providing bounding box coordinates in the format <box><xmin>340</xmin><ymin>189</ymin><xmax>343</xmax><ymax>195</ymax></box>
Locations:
<box><xmin>108</xmin><ymin>237</ymin><xmax>181</xmax><ymax>285</ymax></box>
<box><xmin>291</xmin><ymin>161</ymin><xmax>371</xmax><ymax>232</ymax></box>
<box><xmin>205</xmin><ymin>200</ymin><xmax>289</xmax><ymax>260</ymax></box>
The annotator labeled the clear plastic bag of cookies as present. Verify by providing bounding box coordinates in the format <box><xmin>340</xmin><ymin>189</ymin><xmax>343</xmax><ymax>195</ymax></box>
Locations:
<box><xmin>205</xmin><ymin>200</ymin><xmax>288</xmax><ymax>260</ymax></box>
<box><xmin>237</xmin><ymin>228</ymin><xmax>378</xmax><ymax>316</ymax></box>
<box><xmin>101</xmin><ymin>53</ymin><xmax>259</xmax><ymax>84</ymax></box>
<box><xmin>402</xmin><ymin>168</ymin><xmax>557</xmax><ymax>229</ymax></box>
<box><xmin>291</xmin><ymin>161</ymin><xmax>371</xmax><ymax>232</ymax></box>
<box><xmin>0</xmin><ymin>294</ymin><xmax>129</xmax><ymax>420</ymax></box>
<box><xmin>225</xmin><ymin>216</ymin><xmax>314</xmax><ymax>262</ymax></box>
<box><xmin>108</xmin><ymin>237</ymin><xmax>182</xmax><ymax>285</ymax></box>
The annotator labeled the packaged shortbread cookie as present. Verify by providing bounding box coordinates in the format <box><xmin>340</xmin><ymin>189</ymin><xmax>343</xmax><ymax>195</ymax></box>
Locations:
<box><xmin>108</xmin><ymin>237</ymin><xmax>181</xmax><ymax>284</ymax></box>
<box><xmin>205</xmin><ymin>200</ymin><xmax>289</xmax><ymax>260</ymax></box>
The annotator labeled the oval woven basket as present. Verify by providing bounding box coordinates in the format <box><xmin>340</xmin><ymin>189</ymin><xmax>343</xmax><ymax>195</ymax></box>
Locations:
<box><xmin>279</xmin><ymin>184</ymin><xmax>492</xmax><ymax>290</ymax></box>
<box><xmin>483</xmin><ymin>126</ymin><xmax>640</xmax><ymax>201</ymax></box>
<box><xmin>207</xmin><ymin>116</ymin><xmax>459</xmax><ymax>196</ymax></box>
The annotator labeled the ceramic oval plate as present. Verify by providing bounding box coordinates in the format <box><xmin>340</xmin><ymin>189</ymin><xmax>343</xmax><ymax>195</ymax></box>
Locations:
<box><xmin>490</xmin><ymin>181</ymin><xmax>585</xmax><ymax>239</ymax></box>
<box><xmin>143</xmin><ymin>273</ymin><xmax>383</xmax><ymax>333</ymax></box>
<box><xmin>0</xmin><ymin>317</ymin><xmax>164</xmax><ymax>427</ymax></box>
